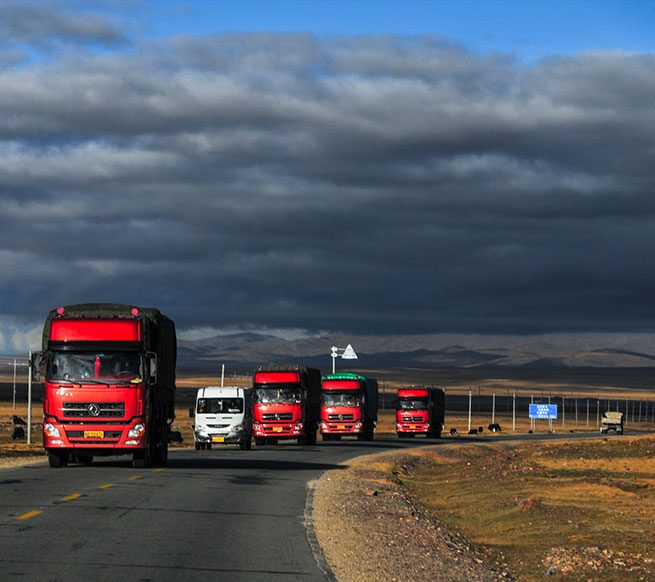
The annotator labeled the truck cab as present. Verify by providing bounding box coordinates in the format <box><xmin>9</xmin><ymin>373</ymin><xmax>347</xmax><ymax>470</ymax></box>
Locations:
<box><xmin>396</xmin><ymin>387</ymin><xmax>444</xmax><ymax>438</ymax></box>
<box><xmin>191</xmin><ymin>386</ymin><xmax>253</xmax><ymax>450</ymax></box>
<box><xmin>320</xmin><ymin>373</ymin><xmax>378</xmax><ymax>441</ymax></box>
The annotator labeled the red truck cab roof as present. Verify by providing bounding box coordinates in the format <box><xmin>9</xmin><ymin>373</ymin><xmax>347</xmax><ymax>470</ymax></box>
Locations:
<box><xmin>50</xmin><ymin>318</ymin><xmax>141</xmax><ymax>342</ymax></box>
<box><xmin>322</xmin><ymin>379</ymin><xmax>360</xmax><ymax>390</ymax></box>
<box><xmin>254</xmin><ymin>371</ymin><xmax>300</xmax><ymax>384</ymax></box>
<box><xmin>398</xmin><ymin>388</ymin><xmax>429</xmax><ymax>398</ymax></box>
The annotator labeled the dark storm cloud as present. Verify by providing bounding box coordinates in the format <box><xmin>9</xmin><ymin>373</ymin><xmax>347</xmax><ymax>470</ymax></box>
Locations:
<box><xmin>2</xmin><ymin>24</ymin><xmax>655</xmax><ymax>340</ymax></box>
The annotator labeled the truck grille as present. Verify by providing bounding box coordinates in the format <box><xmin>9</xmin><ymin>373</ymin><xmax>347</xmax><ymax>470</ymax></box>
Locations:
<box><xmin>66</xmin><ymin>430</ymin><xmax>123</xmax><ymax>439</ymax></box>
<box><xmin>403</xmin><ymin>416</ymin><xmax>423</xmax><ymax>422</ymax></box>
<box><xmin>328</xmin><ymin>414</ymin><xmax>354</xmax><ymax>421</ymax></box>
<box><xmin>63</xmin><ymin>402</ymin><xmax>125</xmax><ymax>418</ymax></box>
<box><xmin>206</xmin><ymin>424</ymin><xmax>230</xmax><ymax>429</ymax></box>
<box><xmin>262</xmin><ymin>413</ymin><xmax>293</xmax><ymax>421</ymax></box>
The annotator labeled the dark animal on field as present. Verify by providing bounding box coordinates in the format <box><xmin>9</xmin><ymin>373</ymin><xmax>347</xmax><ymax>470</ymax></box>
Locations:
<box><xmin>468</xmin><ymin>428</ymin><xmax>478</xmax><ymax>435</ymax></box>
<box><xmin>449</xmin><ymin>427</ymin><xmax>457</xmax><ymax>436</ymax></box>
<box><xmin>488</xmin><ymin>423</ymin><xmax>502</xmax><ymax>432</ymax></box>
<box><xmin>12</xmin><ymin>415</ymin><xmax>27</xmax><ymax>425</ymax></box>
<box><xmin>12</xmin><ymin>426</ymin><xmax>25</xmax><ymax>440</ymax></box>
<box><xmin>478</xmin><ymin>426</ymin><xmax>483</xmax><ymax>433</ymax></box>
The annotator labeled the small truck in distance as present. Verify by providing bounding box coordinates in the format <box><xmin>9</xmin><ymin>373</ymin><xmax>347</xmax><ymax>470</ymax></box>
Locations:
<box><xmin>396</xmin><ymin>386</ymin><xmax>445</xmax><ymax>438</ymax></box>
<box><xmin>191</xmin><ymin>386</ymin><xmax>253</xmax><ymax>450</ymax></box>
<box><xmin>320</xmin><ymin>373</ymin><xmax>378</xmax><ymax>441</ymax></box>
<box><xmin>600</xmin><ymin>411</ymin><xmax>624</xmax><ymax>434</ymax></box>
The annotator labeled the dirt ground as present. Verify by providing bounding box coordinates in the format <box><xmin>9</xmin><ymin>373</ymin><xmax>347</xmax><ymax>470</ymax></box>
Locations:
<box><xmin>310</xmin><ymin>447</ymin><xmax>514</xmax><ymax>582</ymax></box>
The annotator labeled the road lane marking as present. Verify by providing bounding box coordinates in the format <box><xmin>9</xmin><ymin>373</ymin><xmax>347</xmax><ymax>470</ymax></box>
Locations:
<box><xmin>152</xmin><ymin>468</ymin><xmax>163</xmax><ymax>472</ymax></box>
<box><xmin>61</xmin><ymin>493</ymin><xmax>82</xmax><ymax>501</ymax></box>
<box><xmin>129</xmin><ymin>475</ymin><xmax>142</xmax><ymax>480</ymax></box>
<box><xmin>98</xmin><ymin>483</ymin><xmax>115</xmax><ymax>489</ymax></box>
<box><xmin>17</xmin><ymin>510</ymin><xmax>42</xmax><ymax>520</ymax></box>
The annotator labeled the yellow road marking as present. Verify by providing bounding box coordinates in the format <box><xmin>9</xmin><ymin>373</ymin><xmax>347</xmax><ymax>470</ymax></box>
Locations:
<box><xmin>17</xmin><ymin>510</ymin><xmax>42</xmax><ymax>520</ymax></box>
<box><xmin>98</xmin><ymin>483</ymin><xmax>115</xmax><ymax>489</ymax></box>
<box><xmin>61</xmin><ymin>493</ymin><xmax>82</xmax><ymax>501</ymax></box>
<box><xmin>129</xmin><ymin>475</ymin><xmax>142</xmax><ymax>480</ymax></box>
<box><xmin>152</xmin><ymin>468</ymin><xmax>163</xmax><ymax>472</ymax></box>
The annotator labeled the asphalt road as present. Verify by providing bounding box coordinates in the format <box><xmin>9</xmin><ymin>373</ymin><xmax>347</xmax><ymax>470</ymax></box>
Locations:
<box><xmin>0</xmin><ymin>438</ymin><xmax>426</xmax><ymax>582</ymax></box>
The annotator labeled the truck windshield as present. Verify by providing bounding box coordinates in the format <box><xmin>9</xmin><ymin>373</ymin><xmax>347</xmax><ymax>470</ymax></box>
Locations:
<box><xmin>197</xmin><ymin>398</ymin><xmax>243</xmax><ymax>414</ymax></box>
<box><xmin>398</xmin><ymin>397</ymin><xmax>428</xmax><ymax>411</ymax></box>
<box><xmin>47</xmin><ymin>351</ymin><xmax>142</xmax><ymax>383</ymax></box>
<box><xmin>255</xmin><ymin>385</ymin><xmax>302</xmax><ymax>404</ymax></box>
<box><xmin>321</xmin><ymin>391</ymin><xmax>361</xmax><ymax>408</ymax></box>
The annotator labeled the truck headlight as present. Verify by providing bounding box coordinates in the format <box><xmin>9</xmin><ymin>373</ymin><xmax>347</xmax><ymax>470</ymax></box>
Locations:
<box><xmin>44</xmin><ymin>423</ymin><xmax>61</xmax><ymax>438</ymax></box>
<box><xmin>232</xmin><ymin>424</ymin><xmax>243</xmax><ymax>432</ymax></box>
<box><xmin>128</xmin><ymin>423</ymin><xmax>145</xmax><ymax>438</ymax></box>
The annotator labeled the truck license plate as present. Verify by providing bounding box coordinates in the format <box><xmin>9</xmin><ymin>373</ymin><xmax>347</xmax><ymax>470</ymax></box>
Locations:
<box><xmin>212</xmin><ymin>437</ymin><xmax>225</xmax><ymax>443</ymax></box>
<box><xmin>273</xmin><ymin>427</ymin><xmax>283</xmax><ymax>432</ymax></box>
<box><xmin>84</xmin><ymin>430</ymin><xmax>104</xmax><ymax>438</ymax></box>
<box><xmin>338</xmin><ymin>425</ymin><xmax>347</xmax><ymax>429</ymax></box>
<box><xmin>409</xmin><ymin>426</ymin><xmax>418</xmax><ymax>429</ymax></box>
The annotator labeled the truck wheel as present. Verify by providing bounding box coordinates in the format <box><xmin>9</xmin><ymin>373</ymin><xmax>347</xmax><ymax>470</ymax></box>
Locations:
<box><xmin>255</xmin><ymin>437</ymin><xmax>265</xmax><ymax>446</ymax></box>
<box><xmin>132</xmin><ymin>449</ymin><xmax>151</xmax><ymax>468</ymax></box>
<box><xmin>245</xmin><ymin>439</ymin><xmax>252</xmax><ymax>450</ymax></box>
<box><xmin>397</xmin><ymin>432</ymin><xmax>406</xmax><ymax>439</ymax></box>
<box><xmin>48</xmin><ymin>451</ymin><xmax>68</xmax><ymax>468</ymax></box>
<box><xmin>195</xmin><ymin>442</ymin><xmax>201</xmax><ymax>450</ymax></box>
<box><xmin>240</xmin><ymin>439</ymin><xmax>249</xmax><ymax>450</ymax></box>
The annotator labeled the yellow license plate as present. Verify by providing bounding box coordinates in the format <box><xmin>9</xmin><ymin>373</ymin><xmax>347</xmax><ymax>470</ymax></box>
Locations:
<box><xmin>212</xmin><ymin>437</ymin><xmax>225</xmax><ymax>443</ymax></box>
<box><xmin>338</xmin><ymin>425</ymin><xmax>347</xmax><ymax>429</ymax></box>
<box><xmin>273</xmin><ymin>427</ymin><xmax>283</xmax><ymax>432</ymax></box>
<box><xmin>409</xmin><ymin>426</ymin><xmax>418</xmax><ymax>429</ymax></box>
<box><xmin>84</xmin><ymin>430</ymin><xmax>104</xmax><ymax>438</ymax></box>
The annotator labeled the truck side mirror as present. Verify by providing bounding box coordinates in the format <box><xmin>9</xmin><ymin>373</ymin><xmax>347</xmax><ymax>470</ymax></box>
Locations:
<box><xmin>31</xmin><ymin>351</ymin><xmax>43</xmax><ymax>382</ymax></box>
<box><xmin>148</xmin><ymin>353</ymin><xmax>158</xmax><ymax>383</ymax></box>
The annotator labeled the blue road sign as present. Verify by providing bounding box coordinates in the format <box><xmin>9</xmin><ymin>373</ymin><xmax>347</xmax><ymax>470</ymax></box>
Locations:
<box><xmin>529</xmin><ymin>404</ymin><xmax>558</xmax><ymax>419</ymax></box>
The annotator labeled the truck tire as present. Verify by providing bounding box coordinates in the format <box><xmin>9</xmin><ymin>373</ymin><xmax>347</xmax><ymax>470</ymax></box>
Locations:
<box><xmin>132</xmin><ymin>449</ymin><xmax>151</xmax><ymax>468</ymax></box>
<box><xmin>48</xmin><ymin>451</ymin><xmax>68</xmax><ymax>468</ymax></box>
<box><xmin>255</xmin><ymin>437</ymin><xmax>265</xmax><ymax>446</ymax></box>
<box><xmin>195</xmin><ymin>442</ymin><xmax>201</xmax><ymax>450</ymax></box>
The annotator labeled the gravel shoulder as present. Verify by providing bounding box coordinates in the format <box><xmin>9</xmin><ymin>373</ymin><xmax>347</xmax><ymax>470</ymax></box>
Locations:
<box><xmin>310</xmin><ymin>446</ymin><xmax>514</xmax><ymax>582</ymax></box>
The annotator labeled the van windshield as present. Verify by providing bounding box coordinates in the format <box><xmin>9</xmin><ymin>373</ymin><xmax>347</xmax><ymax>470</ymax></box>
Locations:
<box><xmin>197</xmin><ymin>398</ymin><xmax>244</xmax><ymax>414</ymax></box>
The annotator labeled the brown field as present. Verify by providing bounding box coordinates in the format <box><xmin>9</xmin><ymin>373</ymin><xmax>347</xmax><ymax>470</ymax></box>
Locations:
<box><xmin>399</xmin><ymin>436</ymin><xmax>655</xmax><ymax>581</ymax></box>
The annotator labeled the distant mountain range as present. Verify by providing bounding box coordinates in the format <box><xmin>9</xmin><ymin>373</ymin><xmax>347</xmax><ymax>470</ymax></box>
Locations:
<box><xmin>178</xmin><ymin>332</ymin><xmax>655</xmax><ymax>369</ymax></box>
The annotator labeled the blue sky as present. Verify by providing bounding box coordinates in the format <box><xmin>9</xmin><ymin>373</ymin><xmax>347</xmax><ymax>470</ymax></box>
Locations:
<box><xmin>145</xmin><ymin>0</ymin><xmax>655</xmax><ymax>62</ymax></box>
<box><xmin>1</xmin><ymin>0</ymin><xmax>655</xmax><ymax>353</ymax></box>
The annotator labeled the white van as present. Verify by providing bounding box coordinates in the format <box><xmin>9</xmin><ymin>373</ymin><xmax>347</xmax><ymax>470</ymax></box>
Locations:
<box><xmin>191</xmin><ymin>386</ymin><xmax>253</xmax><ymax>450</ymax></box>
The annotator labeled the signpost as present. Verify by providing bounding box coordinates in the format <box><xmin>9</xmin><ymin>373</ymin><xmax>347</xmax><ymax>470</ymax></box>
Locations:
<box><xmin>529</xmin><ymin>403</ymin><xmax>558</xmax><ymax>433</ymax></box>
<box><xmin>330</xmin><ymin>344</ymin><xmax>358</xmax><ymax>373</ymax></box>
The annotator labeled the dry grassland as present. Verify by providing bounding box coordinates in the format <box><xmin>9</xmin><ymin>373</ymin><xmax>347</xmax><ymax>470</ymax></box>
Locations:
<box><xmin>399</xmin><ymin>437</ymin><xmax>655</xmax><ymax>581</ymax></box>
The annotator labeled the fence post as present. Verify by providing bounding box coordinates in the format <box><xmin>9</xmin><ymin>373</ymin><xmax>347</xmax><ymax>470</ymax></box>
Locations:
<box><xmin>513</xmin><ymin>392</ymin><xmax>516</xmax><ymax>431</ymax></box>
<box><xmin>468</xmin><ymin>388</ymin><xmax>472</xmax><ymax>432</ymax></box>
<box><xmin>492</xmin><ymin>393</ymin><xmax>496</xmax><ymax>424</ymax></box>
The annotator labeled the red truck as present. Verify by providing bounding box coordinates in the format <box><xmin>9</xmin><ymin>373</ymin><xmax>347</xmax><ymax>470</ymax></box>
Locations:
<box><xmin>252</xmin><ymin>363</ymin><xmax>321</xmax><ymax>445</ymax></box>
<box><xmin>40</xmin><ymin>303</ymin><xmax>176</xmax><ymax>468</ymax></box>
<box><xmin>320</xmin><ymin>373</ymin><xmax>378</xmax><ymax>441</ymax></box>
<box><xmin>395</xmin><ymin>386</ymin><xmax>444</xmax><ymax>438</ymax></box>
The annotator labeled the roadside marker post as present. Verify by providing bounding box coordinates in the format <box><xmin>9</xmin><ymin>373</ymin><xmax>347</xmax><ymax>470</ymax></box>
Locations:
<box><xmin>330</xmin><ymin>344</ymin><xmax>358</xmax><ymax>374</ymax></box>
